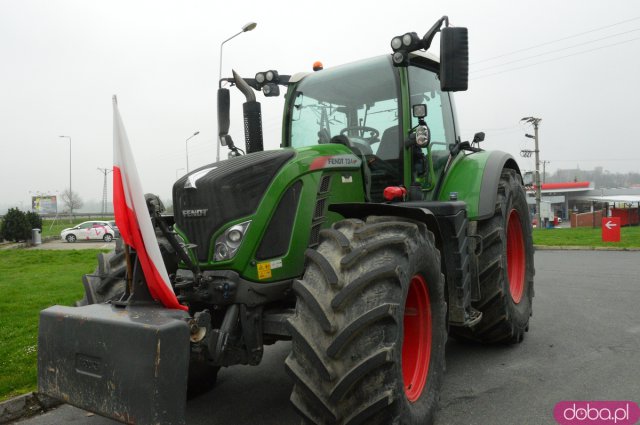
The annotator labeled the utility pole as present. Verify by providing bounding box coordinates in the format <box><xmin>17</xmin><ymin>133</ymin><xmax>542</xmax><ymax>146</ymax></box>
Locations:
<box><xmin>59</xmin><ymin>136</ymin><xmax>72</xmax><ymax>217</ymax></box>
<box><xmin>540</xmin><ymin>160</ymin><xmax>550</xmax><ymax>184</ymax></box>
<box><xmin>521</xmin><ymin>117</ymin><xmax>542</xmax><ymax>228</ymax></box>
<box><xmin>97</xmin><ymin>167</ymin><xmax>113</xmax><ymax>216</ymax></box>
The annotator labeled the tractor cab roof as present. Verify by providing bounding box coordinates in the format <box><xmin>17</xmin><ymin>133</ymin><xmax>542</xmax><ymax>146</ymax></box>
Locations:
<box><xmin>289</xmin><ymin>51</ymin><xmax>440</xmax><ymax>85</ymax></box>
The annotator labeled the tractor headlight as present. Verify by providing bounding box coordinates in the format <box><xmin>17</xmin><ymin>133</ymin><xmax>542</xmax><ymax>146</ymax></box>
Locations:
<box><xmin>255</xmin><ymin>72</ymin><xmax>265</xmax><ymax>84</ymax></box>
<box><xmin>415</xmin><ymin>125</ymin><xmax>430</xmax><ymax>147</ymax></box>
<box><xmin>227</xmin><ymin>228</ymin><xmax>243</xmax><ymax>243</ymax></box>
<box><xmin>262</xmin><ymin>83</ymin><xmax>280</xmax><ymax>97</ymax></box>
<box><xmin>402</xmin><ymin>33</ymin><xmax>413</xmax><ymax>47</ymax></box>
<box><xmin>391</xmin><ymin>36</ymin><xmax>403</xmax><ymax>50</ymax></box>
<box><xmin>265</xmin><ymin>70</ymin><xmax>278</xmax><ymax>82</ymax></box>
<box><xmin>392</xmin><ymin>51</ymin><xmax>406</xmax><ymax>65</ymax></box>
<box><xmin>214</xmin><ymin>220</ymin><xmax>251</xmax><ymax>261</ymax></box>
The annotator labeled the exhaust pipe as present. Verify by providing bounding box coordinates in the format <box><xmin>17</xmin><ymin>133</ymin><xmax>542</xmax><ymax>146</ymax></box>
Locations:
<box><xmin>232</xmin><ymin>70</ymin><xmax>264</xmax><ymax>154</ymax></box>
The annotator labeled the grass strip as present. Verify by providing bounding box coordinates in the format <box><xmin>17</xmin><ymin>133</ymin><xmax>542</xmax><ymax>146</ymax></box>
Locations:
<box><xmin>533</xmin><ymin>225</ymin><xmax>640</xmax><ymax>248</ymax></box>
<box><xmin>0</xmin><ymin>249</ymin><xmax>106</xmax><ymax>401</ymax></box>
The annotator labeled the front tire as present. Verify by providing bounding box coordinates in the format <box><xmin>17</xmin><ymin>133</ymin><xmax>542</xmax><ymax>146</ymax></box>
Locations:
<box><xmin>451</xmin><ymin>168</ymin><xmax>534</xmax><ymax>344</ymax></box>
<box><xmin>287</xmin><ymin>216</ymin><xmax>447</xmax><ymax>425</ymax></box>
<box><xmin>103</xmin><ymin>233</ymin><xmax>113</xmax><ymax>242</ymax></box>
<box><xmin>65</xmin><ymin>234</ymin><xmax>77</xmax><ymax>243</ymax></box>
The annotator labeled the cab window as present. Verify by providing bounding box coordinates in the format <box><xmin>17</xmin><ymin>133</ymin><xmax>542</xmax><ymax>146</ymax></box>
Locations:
<box><xmin>407</xmin><ymin>65</ymin><xmax>456</xmax><ymax>152</ymax></box>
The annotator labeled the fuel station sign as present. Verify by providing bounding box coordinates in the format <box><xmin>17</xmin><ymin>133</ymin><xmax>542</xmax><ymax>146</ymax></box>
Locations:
<box><xmin>602</xmin><ymin>217</ymin><xmax>621</xmax><ymax>242</ymax></box>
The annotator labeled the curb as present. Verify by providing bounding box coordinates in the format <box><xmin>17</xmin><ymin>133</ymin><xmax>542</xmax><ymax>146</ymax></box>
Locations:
<box><xmin>534</xmin><ymin>245</ymin><xmax>640</xmax><ymax>251</ymax></box>
<box><xmin>0</xmin><ymin>237</ymin><xmax>60</xmax><ymax>251</ymax></box>
<box><xmin>0</xmin><ymin>392</ymin><xmax>61</xmax><ymax>424</ymax></box>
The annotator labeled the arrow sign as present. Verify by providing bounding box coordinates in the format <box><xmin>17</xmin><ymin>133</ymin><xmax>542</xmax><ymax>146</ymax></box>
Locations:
<box><xmin>602</xmin><ymin>217</ymin><xmax>621</xmax><ymax>242</ymax></box>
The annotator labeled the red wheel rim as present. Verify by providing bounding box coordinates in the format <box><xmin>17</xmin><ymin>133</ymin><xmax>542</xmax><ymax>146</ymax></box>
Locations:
<box><xmin>402</xmin><ymin>274</ymin><xmax>432</xmax><ymax>402</ymax></box>
<box><xmin>506</xmin><ymin>209</ymin><xmax>526</xmax><ymax>304</ymax></box>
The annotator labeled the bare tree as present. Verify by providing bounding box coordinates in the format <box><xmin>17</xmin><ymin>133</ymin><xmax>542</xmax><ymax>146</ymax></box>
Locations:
<box><xmin>60</xmin><ymin>189</ymin><xmax>83</xmax><ymax>214</ymax></box>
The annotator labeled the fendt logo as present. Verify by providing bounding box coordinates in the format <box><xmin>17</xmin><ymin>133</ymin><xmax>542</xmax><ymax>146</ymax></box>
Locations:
<box><xmin>554</xmin><ymin>401</ymin><xmax>640</xmax><ymax>425</ymax></box>
<box><xmin>182</xmin><ymin>209</ymin><xmax>208</xmax><ymax>217</ymax></box>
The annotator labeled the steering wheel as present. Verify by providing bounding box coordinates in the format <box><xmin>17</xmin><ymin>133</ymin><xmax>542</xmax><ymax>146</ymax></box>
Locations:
<box><xmin>339</xmin><ymin>126</ymin><xmax>380</xmax><ymax>144</ymax></box>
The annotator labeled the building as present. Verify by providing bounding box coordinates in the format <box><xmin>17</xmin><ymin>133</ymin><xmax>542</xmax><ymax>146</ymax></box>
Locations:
<box><xmin>526</xmin><ymin>182</ymin><xmax>640</xmax><ymax>227</ymax></box>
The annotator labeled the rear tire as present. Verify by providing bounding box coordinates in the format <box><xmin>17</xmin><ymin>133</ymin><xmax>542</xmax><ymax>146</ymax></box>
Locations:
<box><xmin>287</xmin><ymin>216</ymin><xmax>447</xmax><ymax>425</ymax></box>
<box><xmin>451</xmin><ymin>169</ymin><xmax>534</xmax><ymax>344</ymax></box>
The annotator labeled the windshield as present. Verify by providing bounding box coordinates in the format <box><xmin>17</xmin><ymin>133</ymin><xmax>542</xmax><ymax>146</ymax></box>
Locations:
<box><xmin>288</xmin><ymin>56</ymin><xmax>401</xmax><ymax>201</ymax></box>
<box><xmin>288</xmin><ymin>56</ymin><xmax>399</xmax><ymax>158</ymax></box>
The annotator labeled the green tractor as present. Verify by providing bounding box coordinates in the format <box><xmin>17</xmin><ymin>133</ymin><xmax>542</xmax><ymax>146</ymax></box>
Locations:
<box><xmin>38</xmin><ymin>16</ymin><xmax>534</xmax><ymax>425</ymax></box>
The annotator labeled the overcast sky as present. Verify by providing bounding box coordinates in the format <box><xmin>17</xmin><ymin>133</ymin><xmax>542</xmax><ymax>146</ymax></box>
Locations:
<box><xmin>1</xmin><ymin>0</ymin><xmax>639</xmax><ymax>213</ymax></box>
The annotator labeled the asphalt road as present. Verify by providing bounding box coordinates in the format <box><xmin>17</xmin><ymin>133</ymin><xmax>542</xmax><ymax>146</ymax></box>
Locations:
<box><xmin>16</xmin><ymin>250</ymin><xmax>640</xmax><ymax>425</ymax></box>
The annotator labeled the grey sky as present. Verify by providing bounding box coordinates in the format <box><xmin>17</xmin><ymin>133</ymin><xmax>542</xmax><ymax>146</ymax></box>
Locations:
<box><xmin>1</xmin><ymin>0</ymin><xmax>639</xmax><ymax>213</ymax></box>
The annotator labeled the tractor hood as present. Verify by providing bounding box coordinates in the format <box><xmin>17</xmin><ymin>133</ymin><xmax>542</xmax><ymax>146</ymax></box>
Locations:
<box><xmin>173</xmin><ymin>150</ymin><xmax>295</xmax><ymax>261</ymax></box>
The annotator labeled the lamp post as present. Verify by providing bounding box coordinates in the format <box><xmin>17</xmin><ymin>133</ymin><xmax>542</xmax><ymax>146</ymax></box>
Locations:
<box><xmin>185</xmin><ymin>131</ymin><xmax>200</xmax><ymax>173</ymax></box>
<box><xmin>58</xmin><ymin>135</ymin><xmax>72</xmax><ymax>217</ymax></box>
<box><xmin>217</xmin><ymin>22</ymin><xmax>257</xmax><ymax>162</ymax></box>
<box><xmin>521</xmin><ymin>117</ymin><xmax>542</xmax><ymax>228</ymax></box>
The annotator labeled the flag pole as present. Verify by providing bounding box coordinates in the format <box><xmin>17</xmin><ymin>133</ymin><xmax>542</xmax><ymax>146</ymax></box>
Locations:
<box><xmin>124</xmin><ymin>244</ymin><xmax>133</xmax><ymax>295</ymax></box>
<box><xmin>113</xmin><ymin>95</ymin><xmax>134</xmax><ymax>296</ymax></box>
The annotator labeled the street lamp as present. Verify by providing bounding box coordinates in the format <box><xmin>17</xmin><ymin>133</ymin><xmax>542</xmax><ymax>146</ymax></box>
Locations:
<box><xmin>217</xmin><ymin>22</ymin><xmax>257</xmax><ymax>162</ymax></box>
<box><xmin>185</xmin><ymin>131</ymin><xmax>200</xmax><ymax>173</ymax></box>
<box><xmin>520</xmin><ymin>117</ymin><xmax>542</xmax><ymax>227</ymax></box>
<box><xmin>58</xmin><ymin>135</ymin><xmax>72</xmax><ymax>217</ymax></box>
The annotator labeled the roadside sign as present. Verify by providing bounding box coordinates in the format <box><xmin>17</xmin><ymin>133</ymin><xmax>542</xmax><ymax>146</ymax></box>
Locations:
<box><xmin>602</xmin><ymin>217</ymin><xmax>621</xmax><ymax>242</ymax></box>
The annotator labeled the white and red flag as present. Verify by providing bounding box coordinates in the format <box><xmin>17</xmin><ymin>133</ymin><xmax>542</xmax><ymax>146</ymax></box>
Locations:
<box><xmin>112</xmin><ymin>95</ymin><xmax>186</xmax><ymax>311</ymax></box>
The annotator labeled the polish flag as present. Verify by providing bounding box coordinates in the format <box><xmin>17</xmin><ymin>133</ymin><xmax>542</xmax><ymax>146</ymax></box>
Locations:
<box><xmin>112</xmin><ymin>96</ymin><xmax>187</xmax><ymax>311</ymax></box>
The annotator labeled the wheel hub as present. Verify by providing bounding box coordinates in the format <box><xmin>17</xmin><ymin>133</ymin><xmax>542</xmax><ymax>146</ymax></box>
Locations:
<box><xmin>506</xmin><ymin>209</ymin><xmax>526</xmax><ymax>303</ymax></box>
<box><xmin>402</xmin><ymin>274</ymin><xmax>432</xmax><ymax>402</ymax></box>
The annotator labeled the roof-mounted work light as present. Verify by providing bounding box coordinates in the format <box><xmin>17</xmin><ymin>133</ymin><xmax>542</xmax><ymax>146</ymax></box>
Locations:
<box><xmin>253</xmin><ymin>70</ymin><xmax>281</xmax><ymax>96</ymax></box>
<box><xmin>390</xmin><ymin>16</ymin><xmax>450</xmax><ymax>67</ymax></box>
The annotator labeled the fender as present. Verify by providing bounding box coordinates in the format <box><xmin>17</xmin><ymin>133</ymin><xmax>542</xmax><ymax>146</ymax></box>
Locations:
<box><xmin>329</xmin><ymin>202</ymin><xmax>440</xmax><ymax>237</ymax></box>
<box><xmin>437</xmin><ymin>150</ymin><xmax>521</xmax><ymax>221</ymax></box>
<box><xmin>329</xmin><ymin>201</ymin><xmax>479</xmax><ymax>326</ymax></box>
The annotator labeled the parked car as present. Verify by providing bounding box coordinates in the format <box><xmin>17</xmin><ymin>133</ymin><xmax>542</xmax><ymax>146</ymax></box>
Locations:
<box><xmin>61</xmin><ymin>221</ymin><xmax>115</xmax><ymax>243</ymax></box>
<box><xmin>107</xmin><ymin>220</ymin><xmax>121</xmax><ymax>239</ymax></box>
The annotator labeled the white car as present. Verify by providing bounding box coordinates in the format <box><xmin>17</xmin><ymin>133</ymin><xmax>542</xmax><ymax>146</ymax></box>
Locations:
<box><xmin>61</xmin><ymin>221</ymin><xmax>115</xmax><ymax>243</ymax></box>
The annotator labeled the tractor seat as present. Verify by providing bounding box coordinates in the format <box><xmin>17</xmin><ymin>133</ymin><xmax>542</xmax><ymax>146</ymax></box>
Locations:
<box><xmin>377</xmin><ymin>125</ymin><xmax>401</xmax><ymax>161</ymax></box>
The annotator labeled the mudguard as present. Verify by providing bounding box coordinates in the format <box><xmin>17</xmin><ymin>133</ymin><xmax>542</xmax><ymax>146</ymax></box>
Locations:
<box><xmin>38</xmin><ymin>303</ymin><xmax>190</xmax><ymax>425</ymax></box>
<box><xmin>437</xmin><ymin>150</ymin><xmax>521</xmax><ymax>221</ymax></box>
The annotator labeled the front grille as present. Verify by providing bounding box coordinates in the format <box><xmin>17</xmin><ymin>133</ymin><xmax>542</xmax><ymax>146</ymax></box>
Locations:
<box><xmin>173</xmin><ymin>150</ymin><xmax>295</xmax><ymax>261</ymax></box>
<box><xmin>314</xmin><ymin>198</ymin><xmax>326</xmax><ymax>220</ymax></box>
<box><xmin>319</xmin><ymin>175</ymin><xmax>331</xmax><ymax>193</ymax></box>
<box><xmin>309</xmin><ymin>223</ymin><xmax>322</xmax><ymax>248</ymax></box>
<box><xmin>308</xmin><ymin>174</ymin><xmax>330</xmax><ymax>248</ymax></box>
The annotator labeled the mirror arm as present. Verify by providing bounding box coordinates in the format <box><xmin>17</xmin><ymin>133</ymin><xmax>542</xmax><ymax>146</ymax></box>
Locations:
<box><xmin>422</xmin><ymin>15</ymin><xmax>448</xmax><ymax>50</ymax></box>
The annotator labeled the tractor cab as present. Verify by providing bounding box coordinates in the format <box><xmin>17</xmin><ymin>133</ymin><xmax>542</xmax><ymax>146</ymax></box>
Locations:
<box><xmin>218</xmin><ymin>18</ymin><xmax>468</xmax><ymax>204</ymax></box>
<box><xmin>283</xmin><ymin>52</ymin><xmax>459</xmax><ymax>202</ymax></box>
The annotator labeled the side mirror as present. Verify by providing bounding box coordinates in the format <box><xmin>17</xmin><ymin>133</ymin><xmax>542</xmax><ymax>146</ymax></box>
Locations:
<box><xmin>218</xmin><ymin>88</ymin><xmax>231</xmax><ymax>145</ymax></box>
<box><xmin>440</xmin><ymin>27</ymin><xmax>468</xmax><ymax>92</ymax></box>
